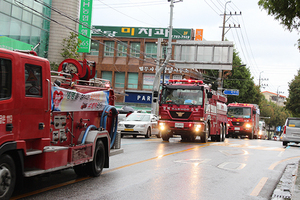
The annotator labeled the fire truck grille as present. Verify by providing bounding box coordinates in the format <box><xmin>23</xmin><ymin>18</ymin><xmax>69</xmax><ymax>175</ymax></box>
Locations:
<box><xmin>125</xmin><ymin>124</ymin><xmax>135</xmax><ymax>128</ymax></box>
<box><xmin>170</xmin><ymin>111</ymin><xmax>192</xmax><ymax>119</ymax></box>
<box><xmin>232</xmin><ymin>122</ymin><xmax>245</xmax><ymax>126</ymax></box>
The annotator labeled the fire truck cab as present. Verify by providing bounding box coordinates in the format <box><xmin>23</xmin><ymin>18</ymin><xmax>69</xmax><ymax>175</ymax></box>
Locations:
<box><xmin>227</xmin><ymin>103</ymin><xmax>260</xmax><ymax>139</ymax></box>
<box><xmin>0</xmin><ymin>48</ymin><xmax>119</xmax><ymax>199</ymax></box>
<box><xmin>158</xmin><ymin>79</ymin><xmax>228</xmax><ymax>143</ymax></box>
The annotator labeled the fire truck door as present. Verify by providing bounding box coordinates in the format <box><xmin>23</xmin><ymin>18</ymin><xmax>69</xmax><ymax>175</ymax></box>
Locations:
<box><xmin>19</xmin><ymin>58</ymin><xmax>49</xmax><ymax>139</ymax></box>
<box><xmin>0</xmin><ymin>56</ymin><xmax>15</xmax><ymax>141</ymax></box>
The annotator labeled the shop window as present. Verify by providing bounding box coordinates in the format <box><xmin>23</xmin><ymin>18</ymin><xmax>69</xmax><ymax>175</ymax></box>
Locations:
<box><xmin>102</xmin><ymin>71</ymin><xmax>112</xmax><ymax>83</ymax></box>
<box><xmin>25</xmin><ymin>64</ymin><xmax>42</xmax><ymax>97</ymax></box>
<box><xmin>115</xmin><ymin>72</ymin><xmax>125</xmax><ymax>88</ymax></box>
<box><xmin>117</xmin><ymin>43</ymin><xmax>127</xmax><ymax>57</ymax></box>
<box><xmin>88</xmin><ymin>41</ymin><xmax>99</xmax><ymax>56</ymax></box>
<box><xmin>0</xmin><ymin>58</ymin><xmax>12</xmax><ymax>99</ymax></box>
<box><xmin>130</xmin><ymin>42</ymin><xmax>140</xmax><ymax>58</ymax></box>
<box><xmin>142</xmin><ymin>73</ymin><xmax>155</xmax><ymax>90</ymax></box>
<box><xmin>145</xmin><ymin>43</ymin><xmax>157</xmax><ymax>58</ymax></box>
<box><xmin>128</xmin><ymin>73</ymin><xmax>138</xmax><ymax>89</ymax></box>
<box><xmin>104</xmin><ymin>41</ymin><xmax>114</xmax><ymax>57</ymax></box>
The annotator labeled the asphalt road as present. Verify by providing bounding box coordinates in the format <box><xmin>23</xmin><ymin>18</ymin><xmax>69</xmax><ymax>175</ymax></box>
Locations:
<box><xmin>12</xmin><ymin>137</ymin><xmax>300</xmax><ymax>200</ymax></box>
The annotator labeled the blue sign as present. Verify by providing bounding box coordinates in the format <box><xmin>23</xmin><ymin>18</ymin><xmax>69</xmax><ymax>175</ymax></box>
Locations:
<box><xmin>276</xmin><ymin>126</ymin><xmax>281</xmax><ymax>132</ymax></box>
<box><xmin>125</xmin><ymin>91</ymin><xmax>152</xmax><ymax>104</ymax></box>
<box><xmin>223</xmin><ymin>89</ymin><xmax>239</xmax><ymax>96</ymax></box>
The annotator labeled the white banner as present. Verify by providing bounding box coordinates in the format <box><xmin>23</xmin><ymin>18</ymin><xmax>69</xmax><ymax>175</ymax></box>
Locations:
<box><xmin>51</xmin><ymin>86</ymin><xmax>109</xmax><ymax>112</ymax></box>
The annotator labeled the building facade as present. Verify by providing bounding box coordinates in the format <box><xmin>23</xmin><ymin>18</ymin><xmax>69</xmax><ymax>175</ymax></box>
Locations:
<box><xmin>84</xmin><ymin>26</ymin><xmax>201</xmax><ymax>107</ymax></box>
<box><xmin>261</xmin><ymin>91</ymin><xmax>286</xmax><ymax>107</ymax></box>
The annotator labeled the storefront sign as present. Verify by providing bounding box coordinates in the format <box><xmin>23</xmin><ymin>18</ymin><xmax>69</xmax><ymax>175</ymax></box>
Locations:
<box><xmin>125</xmin><ymin>91</ymin><xmax>152</xmax><ymax>104</ymax></box>
<box><xmin>92</xmin><ymin>26</ymin><xmax>192</xmax><ymax>40</ymax></box>
<box><xmin>78</xmin><ymin>0</ymin><xmax>93</xmax><ymax>53</ymax></box>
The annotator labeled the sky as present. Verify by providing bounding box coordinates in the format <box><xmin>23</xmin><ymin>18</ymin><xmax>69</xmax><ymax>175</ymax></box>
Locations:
<box><xmin>91</xmin><ymin>0</ymin><xmax>300</xmax><ymax>97</ymax></box>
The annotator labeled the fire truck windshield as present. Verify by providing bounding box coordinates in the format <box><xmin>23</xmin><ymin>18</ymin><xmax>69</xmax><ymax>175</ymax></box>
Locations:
<box><xmin>227</xmin><ymin>107</ymin><xmax>251</xmax><ymax>119</ymax></box>
<box><xmin>161</xmin><ymin>88</ymin><xmax>203</xmax><ymax>106</ymax></box>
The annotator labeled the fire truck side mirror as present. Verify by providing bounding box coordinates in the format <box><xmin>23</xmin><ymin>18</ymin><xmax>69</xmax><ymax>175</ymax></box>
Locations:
<box><xmin>253</xmin><ymin>110</ymin><xmax>256</xmax><ymax>114</ymax></box>
<box><xmin>207</xmin><ymin>92</ymin><xmax>213</xmax><ymax>99</ymax></box>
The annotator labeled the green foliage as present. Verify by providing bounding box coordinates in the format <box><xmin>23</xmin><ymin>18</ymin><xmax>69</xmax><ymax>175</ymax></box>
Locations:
<box><xmin>285</xmin><ymin>69</ymin><xmax>300</xmax><ymax>116</ymax></box>
<box><xmin>50</xmin><ymin>62</ymin><xmax>59</xmax><ymax>71</ymax></box>
<box><xmin>61</xmin><ymin>32</ymin><xmax>82</xmax><ymax>59</ymax></box>
<box><xmin>258</xmin><ymin>0</ymin><xmax>300</xmax><ymax>49</ymax></box>
<box><xmin>260</xmin><ymin>97</ymin><xmax>290</xmax><ymax>127</ymax></box>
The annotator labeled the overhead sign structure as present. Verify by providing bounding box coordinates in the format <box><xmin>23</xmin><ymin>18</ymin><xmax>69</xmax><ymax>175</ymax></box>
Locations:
<box><xmin>223</xmin><ymin>89</ymin><xmax>239</xmax><ymax>96</ymax></box>
<box><xmin>195</xmin><ymin>29</ymin><xmax>203</xmax><ymax>41</ymax></box>
<box><xmin>170</xmin><ymin>41</ymin><xmax>234</xmax><ymax>70</ymax></box>
<box><xmin>78</xmin><ymin>0</ymin><xmax>93</xmax><ymax>53</ymax></box>
<box><xmin>92</xmin><ymin>26</ymin><xmax>192</xmax><ymax>40</ymax></box>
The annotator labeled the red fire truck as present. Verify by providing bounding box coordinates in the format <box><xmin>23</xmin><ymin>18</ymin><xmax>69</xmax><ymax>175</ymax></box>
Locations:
<box><xmin>0</xmin><ymin>48</ymin><xmax>120</xmax><ymax>199</ymax></box>
<box><xmin>227</xmin><ymin>103</ymin><xmax>260</xmax><ymax>139</ymax></box>
<box><xmin>158</xmin><ymin>79</ymin><xmax>228</xmax><ymax>143</ymax></box>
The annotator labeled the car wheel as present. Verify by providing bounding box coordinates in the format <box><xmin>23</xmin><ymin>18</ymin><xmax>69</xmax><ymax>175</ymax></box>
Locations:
<box><xmin>145</xmin><ymin>127</ymin><xmax>151</xmax><ymax>138</ymax></box>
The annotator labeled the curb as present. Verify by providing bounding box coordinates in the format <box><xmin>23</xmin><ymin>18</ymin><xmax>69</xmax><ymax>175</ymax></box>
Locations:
<box><xmin>271</xmin><ymin>160</ymin><xmax>300</xmax><ymax>200</ymax></box>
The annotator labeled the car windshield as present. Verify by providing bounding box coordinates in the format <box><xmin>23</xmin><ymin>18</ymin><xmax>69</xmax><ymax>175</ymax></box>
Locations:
<box><xmin>161</xmin><ymin>88</ymin><xmax>203</xmax><ymax>105</ymax></box>
<box><xmin>227</xmin><ymin>107</ymin><xmax>251</xmax><ymax>118</ymax></box>
<box><xmin>287</xmin><ymin>119</ymin><xmax>300</xmax><ymax>128</ymax></box>
<box><xmin>126</xmin><ymin>114</ymin><xmax>150</xmax><ymax>122</ymax></box>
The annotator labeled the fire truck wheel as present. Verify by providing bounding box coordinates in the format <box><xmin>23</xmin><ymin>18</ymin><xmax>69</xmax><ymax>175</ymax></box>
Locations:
<box><xmin>162</xmin><ymin>134</ymin><xmax>170</xmax><ymax>142</ymax></box>
<box><xmin>73</xmin><ymin>164</ymin><xmax>87</xmax><ymax>177</ymax></box>
<box><xmin>0</xmin><ymin>154</ymin><xmax>16</xmax><ymax>200</ymax></box>
<box><xmin>201</xmin><ymin>125</ymin><xmax>208</xmax><ymax>143</ymax></box>
<box><xmin>249</xmin><ymin>130</ymin><xmax>254</xmax><ymax>139</ymax></box>
<box><xmin>87</xmin><ymin>140</ymin><xmax>105</xmax><ymax>177</ymax></box>
<box><xmin>145</xmin><ymin>128</ymin><xmax>151</xmax><ymax>138</ymax></box>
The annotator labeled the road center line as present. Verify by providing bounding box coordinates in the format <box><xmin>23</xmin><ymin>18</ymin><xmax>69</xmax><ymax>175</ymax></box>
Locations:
<box><xmin>250</xmin><ymin>177</ymin><xmax>268</xmax><ymax>196</ymax></box>
<box><xmin>103</xmin><ymin>143</ymin><xmax>209</xmax><ymax>174</ymax></box>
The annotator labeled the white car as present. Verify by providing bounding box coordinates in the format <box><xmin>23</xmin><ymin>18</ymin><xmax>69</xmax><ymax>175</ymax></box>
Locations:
<box><xmin>118</xmin><ymin>113</ymin><xmax>160</xmax><ymax>138</ymax></box>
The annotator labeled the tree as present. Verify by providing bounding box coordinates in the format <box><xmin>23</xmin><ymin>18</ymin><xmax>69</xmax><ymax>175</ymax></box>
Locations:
<box><xmin>258</xmin><ymin>0</ymin><xmax>300</xmax><ymax>49</ymax></box>
<box><xmin>285</xmin><ymin>69</ymin><xmax>300</xmax><ymax>116</ymax></box>
<box><xmin>61</xmin><ymin>32</ymin><xmax>81</xmax><ymax>59</ymax></box>
<box><xmin>223</xmin><ymin>50</ymin><xmax>263</xmax><ymax>104</ymax></box>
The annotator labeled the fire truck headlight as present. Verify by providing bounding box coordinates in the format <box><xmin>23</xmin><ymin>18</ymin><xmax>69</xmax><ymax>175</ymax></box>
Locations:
<box><xmin>245</xmin><ymin>123</ymin><xmax>252</xmax><ymax>128</ymax></box>
<box><xmin>159</xmin><ymin>123</ymin><xmax>165</xmax><ymax>131</ymax></box>
<box><xmin>194</xmin><ymin>124</ymin><xmax>201</xmax><ymax>132</ymax></box>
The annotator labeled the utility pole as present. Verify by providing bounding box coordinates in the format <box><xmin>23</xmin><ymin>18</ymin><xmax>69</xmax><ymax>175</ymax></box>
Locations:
<box><xmin>151</xmin><ymin>0</ymin><xmax>182</xmax><ymax>114</ymax></box>
<box><xmin>259</xmin><ymin>71</ymin><xmax>269</xmax><ymax>89</ymax></box>
<box><xmin>218</xmin><ymin>1</ymin><xmax>241</xmax><ymax>93</ymax></box>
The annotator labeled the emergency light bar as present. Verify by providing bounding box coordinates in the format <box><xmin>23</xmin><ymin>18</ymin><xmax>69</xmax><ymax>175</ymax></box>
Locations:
<box><xmin>168</xmin><ymin>79</ymin><xmax>204</xmax><ymax>84</ymax></box>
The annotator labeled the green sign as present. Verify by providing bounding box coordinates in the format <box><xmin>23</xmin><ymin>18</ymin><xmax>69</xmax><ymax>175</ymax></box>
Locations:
<box><xmin>92</xmin><ymin>26</ymin><xmax>192</xmax><ymax>40</ymax></box>
<box><xmin>0</xmin><ymin>36</ymin><xmax>33</xmax><ymax>50</ymax></box>
<box><xmin>78</xmin><ymin>0</ymin><xmax>93</xmax><ymax>53</ymax></box>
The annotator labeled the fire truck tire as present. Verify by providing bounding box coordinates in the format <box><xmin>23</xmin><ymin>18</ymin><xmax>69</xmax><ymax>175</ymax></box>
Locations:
<box><xmin>201</xmin><ymin>125</ymin><xmax>209</xmax><ymax>143</ymax></box>
<box><xmin>249</xmin><ymin>130</ymin><xmax>254</xmax><ymax>139</ymax></box>
<box><xmin>87</xmin><ymin>140</ymin><xmax>105</xmax><ymax>177</ymax></box>
<box><xmin>216</xmin><ymin>125</ymin><xmax>223</xmax><ymax>142</ymax></box>
<box><xmin>162</xmin><ymin>134</ymin><xmax>170</xmax><ymax>142</ymax></box>
<box><xmin>0</xmin><ymin>154</ymin><xmax>16</xmax><ymax>200</ymax></box>
<box><xmin>145</xmin><ymin>128</ymin><xmax>151</xmax><ymax>138</ymax></box>
<box><xmin>73</xmin><ymin>164</ymin><xmax>87</xmax><ymax>176</ymax></box>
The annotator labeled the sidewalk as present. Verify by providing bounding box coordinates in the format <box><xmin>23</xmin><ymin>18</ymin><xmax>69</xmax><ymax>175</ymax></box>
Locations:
<box><xmin>271</xmin><ymin>160</ymin><xmax>300</xmax><ymax>200</ymax></box>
